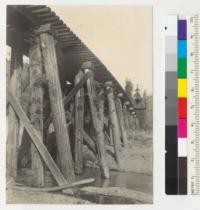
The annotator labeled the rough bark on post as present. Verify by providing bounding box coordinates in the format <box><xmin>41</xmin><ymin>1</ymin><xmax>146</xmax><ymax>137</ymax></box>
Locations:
<box><xmin>29</xmin><ymin>36</ymin><xmax>44</xmax><ymax>187</ymax></box>
<box><xmin>127</xmin><ymin>110</ymin><xmax>133</xmax><ymax>130</ymax></box>
<box><xmin>6</xmin><ymin>31</ymin><xmax>23</xmax><ymax>179</ymax></box>
<box><xmin>115</xmin><ymin>96</ymin><xmax>128</xmax><ymax>147</ymax></box>
<box><xmin>74</xmin><ymin>70</ymin><xmax>84</xmax><ymax>174</ymax></box>
<box><xmin>96</xmin><ymin>93</ymin><xmax>110</xmax><ymax>178</ymax></box>
<box><xmin>109</xmin><ymin>123</ymin><xmax>114</xmax><ymax>145</ymax></box>
<box><xmin>123</xmin><ymin>103</ymin><xmax>130</xmax><ymax>131</ymax></box>
<box><xmin>38</xmin><ymin>24</ymin><xmax>75</xmax><ymax>183</ymax></box>
<box><xmin>105</xmin><ymin>81</ymin><xmax>122</xmax><ymax>167</ymax></box>
<box><xmin>83</xmin><ymin>62</ymin><xmax>110</xmax><ymax>179</ymax></box>
<box><xmin>7</xmin><ymin>85</ymin><xmax>68</xmax><ymax>186</ymax></box>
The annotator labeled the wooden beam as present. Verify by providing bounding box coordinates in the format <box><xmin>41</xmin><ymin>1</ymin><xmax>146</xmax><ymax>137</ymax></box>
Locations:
<box><xmin>115</xmin><ymin>98</ymin><xmax>128</xmax><ymax>147</ymax></box>
<box><xmin>44</xmin><ymin>71</ymin><xmax>92</xmax><ymax>130</ymax></box>
<box><xmin>53</xmin><ymin>24</ymin><xmax>67</xmax><ymax>30</ymax></box>
<box><xmin>104</xmin><ymin>116</ymin><xmax>108</xmax><ymax>127</ymax></box>
<box><xmin>39</xmin><ymin>25</ymin><xmax>75</xmax><ymax>183</ymax></box>
<box><xmin>62</xmin><ymin>43</ymin><xmax>83</xmax><ymax>47</ymax></box>
<box><xmin>36</xmin><ymin>12</ymin><xmax>56</xmax><ymax>18</ymax></box>
<box><xmin>123</xmin><ymin>104</ymin><xmax>129</xmax><ymax>130</ymax></box>
<box><xmin>61</xmin><ymin>41</ymin><xmax>81</xmax><ymax>45</ymax></box>
<box><xmin>25</xmin><ymin>5</ymin><xmax>46</xmax><ymax>10</ymax></box>
<box><xmin>29</xmin><ymin>36</ymin><xmax>44</xmax><ymax>187</ymax></box>
<box><xmin>60</xmin><ymin>40</ymin><xmax>80</xmax><ymax>44</ymax></box>
<box><xmin>85</xmin><ymin>68</ymin><xmax>110</xmax><ymax>179</ymax></box>
<box><xmin>8</xmin><ymin>178</ymin><xmax>95</xmax><ymax>193</ymax></box>
<box><xmin>74</xmin><ymin>70</ymin><xmax>84</xmax><ymax>174</ymax></box>
<box><xmin>6</xmin><ymin>85</ymin><xmax>67</xmax><ymax>185</ymax></box>
<box><xmin>64</xmin><ymin>110</ymin><xmax>96</xmax><ymax>154</ymax></box>
<box><xmin>6</xmin><ymin>31</ymin><xmax>23</xmax><ymax>179</ymax></box>
<box><xmin>76</xmin><ymin>49</ymin><xmax>89</xmax><ymax>53</ymax></box>
<box><xmin>105</xmin><ymin>82</ymin><xmax>122</xmax><ymax>167</ymax></box>
<box><xmin>41</xmin><ymin>16</ymin><xmax>59</xmax><ymax>23</ymax></box>
<box><xmin>57</xmin><ymin>33</ymin><xmax>75</xmax><ymax>37</ymax></box>
<box><xmin>56</xmin><ymin>29</ymin><xmax>70</xmax><ymax>33</ymax></box>
<box><xmin>31</xmin><ymin>7</ymin><xmax>51</xmax><ymax>14</ymax></box>
<box><xmin>51</xmin><ymin>20</ymin><xmax>64</xmax><ymax>26</ymax></box>
<box><xmin>82</xmin><ymin>130</ymin><xmax>96</xmax><ymax>153</ymax></box>
<box><xmin>109</xmin><ymin>122</ymin><xmax>114</xmax><ymax>145</ymax></box>
<box><xmin>78</xmin><ymin>52</ymin><xmax>93</xmax><ymax>56</ymax></box>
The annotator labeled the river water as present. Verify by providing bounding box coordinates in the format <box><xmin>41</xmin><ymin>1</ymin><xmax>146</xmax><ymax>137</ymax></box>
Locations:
<box><xmin>17</xmin><ymin>167</ymin><xmax>152</xmax><ymax>204</ymax></box>
<box><xmin>75</xmin><ymin>168</ymin><xmax>152</xmax><ymax>204</ymax></box>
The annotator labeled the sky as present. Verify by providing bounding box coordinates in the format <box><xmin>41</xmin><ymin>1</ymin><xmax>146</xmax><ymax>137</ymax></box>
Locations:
<box><xmin>50</xmin><ymin>5</ymin><xmax>152</xmax><ymax>94</ymax></box>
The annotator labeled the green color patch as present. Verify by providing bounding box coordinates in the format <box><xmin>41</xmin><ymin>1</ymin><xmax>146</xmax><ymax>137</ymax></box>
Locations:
<box><xmin>178</xmin><ymin>58</ymin><xmax>187</xmax><ymax>78</ymax></box>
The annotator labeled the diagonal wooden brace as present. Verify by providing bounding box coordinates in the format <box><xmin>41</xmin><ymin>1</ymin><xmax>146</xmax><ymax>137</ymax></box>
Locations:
<box><xmin>6</xmin><ymin>85</ymin><xmax>67</xmax><ymax>186</ymax></box>
<box><xmin>44</xmin><ymin>71</ymin><xmax>92</xmax><ymax>130</ymax></box>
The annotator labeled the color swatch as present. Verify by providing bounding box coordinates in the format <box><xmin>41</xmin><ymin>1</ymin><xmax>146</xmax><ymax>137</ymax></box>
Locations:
<box><xmin>166</xmin><ymin>15</ymin><xmax>200</xmax><ymax>195</ymax></box>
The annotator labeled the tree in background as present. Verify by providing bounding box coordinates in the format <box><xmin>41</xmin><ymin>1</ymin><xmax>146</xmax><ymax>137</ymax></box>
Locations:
<box><xmin>125</xmin><ymin>79</ymin><xmax>134</xmax><ymax>98</ymax></box>
<box><xmin>124</xmin><ymin>79</ymin><xmax>153</xmax><ymax>131</ymax></box>
<box><xmin>144</xmin><ymin>94</ymin><xmax>153</xmax><ymax>131</ymax></box>
<box><xmin>135</xmin><ymin>90</ymin><xmax>153</xmax><ymax>131</ymax></box>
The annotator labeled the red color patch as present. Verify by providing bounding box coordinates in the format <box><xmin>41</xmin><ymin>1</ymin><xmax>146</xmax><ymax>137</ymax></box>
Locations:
<box><xmin>178</xmin><ymin>98</ymin><xmax>187</xmax><ymax>118</ymax></box>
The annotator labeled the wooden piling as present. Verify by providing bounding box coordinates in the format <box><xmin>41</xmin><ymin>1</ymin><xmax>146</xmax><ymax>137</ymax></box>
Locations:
<box><xmin>96</xmin><ymin>93</ymin><xmax>110</xmax><ymax>178</ymax></box>
<box><xmin>38</xmin><ymin>24</ymin><xmax>75</xmax><ymax>183</ymax></box>
<box><xmin>74</xmin><ymin>70</ymin><xmax>84</xmax><ymax>174</ymax></box>
<box><xmin>105</xmin><ymin>82</ymin><xmax>122</xmax><ymax>167</ymax></box>
<box><xmin>84</xmin><ymin>64</ymin><xmax>110</xmax><ymax>179</ymax></box>
<box><xmin>109</xmin><ymin>124</ymin><xmax>114</xmax><ymax>145</ymax></box>
<box><xmin>6</xmin><ymin>31</ymin><xmax>23</xmax><ymax>179</ymax></box>
<box><xmin>29</xmin><ymin>36</ymin><xmax>44</xmax><ymax>187</ymax></box>
<box><xmin>115</xmin><ymin>96</ymin><xmax>128</xmax><ymax>147</ymax></box>
<box><xmin>123</xmin><ymin>104</ymin><xmax>130</xmax><ymax>131</ymax></box>
<box><xmin>7</xmin><ymin>85</ymin><xmax>68</xmax><ymax>186</ymax></box>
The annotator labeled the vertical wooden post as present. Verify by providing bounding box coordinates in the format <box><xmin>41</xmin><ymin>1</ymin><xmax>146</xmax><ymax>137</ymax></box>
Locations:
<box><xmin>38</xmin><ymin>24</ymin><xmax>75</xmax><ymax>183</ymax></box>
<box><xmin>83</xmin><ymin>62</ymin><xmax>110</xmax><ymax>179</ymax></box>
<box><xmin>127</xmin><ymin>111</ymin><xmax>133</xmax><ymax>129</ymax></box>
<box><xmin>105</xmin><ymin>81</ymin><xmax>122</xmax><ymax>167</ymax></box>
<box><xmin>96</xmin><ymin>93</ymin><xmax>110</xmax><ymax>178</ymax></box>
<box><xmin>29</xmin><ymin>36</ymin><xmax>44</xmax><ymax>186</ymax></box>
<box><xmin>123</xmin><ymin>104</ymin><xmax>129</xmax><ymax>131</ymax></box>
<box><xmin>115</xmin><ymin>94</ymin><xmax>128</xmax><ymax>147</ymax></box>
<box><xmin>109</xmin><ymin>123</ymin><xmax>114</xmax><ymax>145</ymax></box>
<box><xmin>124</xmin><ymin>102</ymin><xmax>131</xmax><ymax>130</ymax></box>
<box><xmin>6</xmin><ymin>31</ymin><xmax>23</xmax><ymax>179</ymax></box>
<box><xmin>74</xmin><ymin>70</ymin><xmax>84</xmax><ymax>174</ymax></box>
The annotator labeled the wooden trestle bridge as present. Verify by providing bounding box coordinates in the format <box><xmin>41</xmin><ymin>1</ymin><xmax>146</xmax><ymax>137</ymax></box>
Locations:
<box><xmin>6</xmin><ymin>5</ymin><xmax>145</xmax><ymax>189</ymax></box>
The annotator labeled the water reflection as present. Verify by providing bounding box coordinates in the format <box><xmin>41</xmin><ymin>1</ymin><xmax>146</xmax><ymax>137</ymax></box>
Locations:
<box><xmin>76</xmin><ymin>168</ymin><xmax>152</xmax><ymax>204</ymax></box>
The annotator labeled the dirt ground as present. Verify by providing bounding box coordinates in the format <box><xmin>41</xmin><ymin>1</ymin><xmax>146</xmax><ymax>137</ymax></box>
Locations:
<box><xmin>107</xmin><ymin>130</ymin><xmax>153</xmax><ymax>174</ymax></box>
<box><xmin>6</xmin><ymin>189</ymin><xmax>93</xmax><ymax>204</ymax></box>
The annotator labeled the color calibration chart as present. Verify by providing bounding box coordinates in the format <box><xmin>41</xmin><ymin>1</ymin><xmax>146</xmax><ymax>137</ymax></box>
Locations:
<box><xmin>165</xmin><ymin>15</ymin><xmax>200</xmax><ymax>195</ymax></box>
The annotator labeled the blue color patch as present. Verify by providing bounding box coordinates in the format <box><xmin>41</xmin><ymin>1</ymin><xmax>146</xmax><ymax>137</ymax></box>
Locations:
<box><xmin>178</xmin><ymin>40</ymin><xmax>187</xmax><ymax>58</ymax></box>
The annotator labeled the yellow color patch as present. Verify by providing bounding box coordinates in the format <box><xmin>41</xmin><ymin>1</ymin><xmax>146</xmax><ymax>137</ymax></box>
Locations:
<box><xmin>178</xmin><ymin>79</ymin><xmax>187</xmax><ymax>97</ymax></box>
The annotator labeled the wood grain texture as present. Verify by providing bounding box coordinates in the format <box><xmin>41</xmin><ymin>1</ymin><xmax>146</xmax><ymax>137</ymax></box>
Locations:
<box><xmin>85</xmin><ymin>70</ymin><xmax>110</xmax><ymax>179</ymax></box>
<box><xmin>74</xmin><ymin>70</ymin><xmax>84</xmax><ymax>174</ymax></box>
<box><xmin>6</xmin><ymin>85</ymin><xmax>67</xmax><ymax>185</ymax></box>
<box><xmin>123</xmin><ymin>104</ymin><xmax>130</xmax><ymax>131</ymax></box>
<box><xmin>44</xmin><ymin>71</ymin><xmax>92</xmax><ymax>130</ymax></box>
<box><xmin>106</xmin><ymin>87</ymin><xmax>122</xmax><ymax>167</ymax></box>
<box><xmin>8</xmin><ymin>178</ymin><xmax>95</xmax><ymax>193</ymax></box>
<box><xmin>39</xmin><ymin>31</ymin><xmax>75</xmax><ymax>183</ymax></box>
<box><xmin>82</xmin><ymin>130</ymin><xmax>96</xmax><ymax>153</ymax></box>
<box><xmin>115</xmin><ymin>98</ymin><xmax>128</xmax><ymax>147</ymax></box>
<box><xmin>6</xmin><ymin>35</ymin><xmax>23</xmax><ymax>179</ymax></box>
<box><xmin>29</xmin><ymin>37</ymin><xmax>44</xmax><ymax>187</ymax></box>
